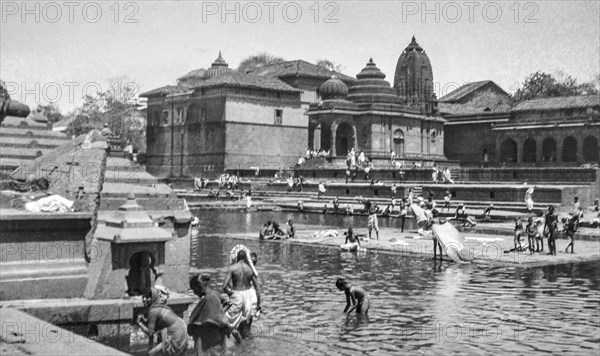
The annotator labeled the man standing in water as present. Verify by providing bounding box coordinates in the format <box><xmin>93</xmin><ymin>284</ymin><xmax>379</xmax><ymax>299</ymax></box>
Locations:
<box><xmin>222</xmin><ymin>250</ymin><xmax>261</xmax><ymax>341</ymax></box>
<box><xmin>366</xmin><ymin>201</ymin><xmax>380</xmax><ymax>240</ymax></box>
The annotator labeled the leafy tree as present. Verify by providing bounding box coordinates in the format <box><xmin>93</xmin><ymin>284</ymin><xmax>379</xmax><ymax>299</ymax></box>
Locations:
<box><xmin>36</xmin><ymin>103</ymin><xmax>64</xmax><ymax>124</ymax></box>
<box><xmin>66</xmin><ymin>80</ymin><xmax>146</xmax><ymax>152</ymax></box>
<box><xmin>66</xmin><ymin>94</ymin><xmax>104</xmax><ymax>137</ymax></box>
<box><xmin>236</xmin><ymin>52</ymin><xmax>285</xmax><ymax>74</ymax></box>
<box><xmin>514</xmin><ymin>71</ymin><xmax>599</xmax><ymax>101</ymax></box>
<box><xmin>315</xmin><ymin>59</ymin><xmax>345</xmax><ymax>73</ymax></box>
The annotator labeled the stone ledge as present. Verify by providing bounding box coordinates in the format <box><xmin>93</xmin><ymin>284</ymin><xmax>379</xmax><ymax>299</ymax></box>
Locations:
<box><xmin>0</xmin><ymin>308</ymin><xmax>128</xmax><ymax>356</ymax></box>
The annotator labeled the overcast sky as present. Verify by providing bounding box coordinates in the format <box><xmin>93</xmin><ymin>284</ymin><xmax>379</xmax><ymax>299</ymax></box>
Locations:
<box><xmin>1</xmin><ymin>0</ymin><xmax>599</xmax><ymax>112</ymax></box>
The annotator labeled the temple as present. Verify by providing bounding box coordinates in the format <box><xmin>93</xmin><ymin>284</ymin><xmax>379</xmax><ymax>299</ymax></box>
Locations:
<box><xmin>306</xmin><ymin>39</ymin><xmax>444</xmax><ymax>163</ymax></box>
<box><xmin>143</xmin><ymin>38</ymin><xmax>446</xmax><ymax>178</ymax></box>
<box><xmin>141</xmin><ymin>52</ymin><xmax>358</xmax><ymax>178</ymax></box>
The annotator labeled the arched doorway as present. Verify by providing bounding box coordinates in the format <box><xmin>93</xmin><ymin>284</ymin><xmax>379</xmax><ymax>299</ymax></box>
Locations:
<box><xmin>523</xmin><ymin>138</ymin><xmax>537</xmax><ymax>163</ymax></box>
<box><xmin>583</xmin><ymin>136</ymin><xmax>599</xmax><ymax>162</ymax></box>
<box><xmin>335</xmin><ymin>122</ymin><xmax>354</xmax><ymax>157</ymax></box>
<box><xmin>500</xmin><ymin>138</ymin><xmax>517</xmax><ymax>163</ymax></box>
<box><xmin>562</xmin><ymin>136</ymin><xmax>577</xmax><ymax>162</ymax></box>
<box><xmin>542</xmin><ymin>137</ymin><xmax>557</xmax><ymax>162</ymax></box>
<box><xmin>126</xmin><ymin>251</ymin><xmax>156</xmax><ymax>296</ymax></box>
<box><xmin>393</xmin><ymin>129</ymin><xmax>404</xmax><ymax>157</ymax></box>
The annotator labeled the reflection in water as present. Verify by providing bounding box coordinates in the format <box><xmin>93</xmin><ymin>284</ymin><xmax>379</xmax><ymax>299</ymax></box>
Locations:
<box><xmin>187</xmin><ymin>211</ymin><xmax>600</xmax><ymax>355</ymax></box>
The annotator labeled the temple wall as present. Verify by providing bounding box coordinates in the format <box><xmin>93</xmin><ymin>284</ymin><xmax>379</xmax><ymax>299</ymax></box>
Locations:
<box><xmin>445</xmin><ymin>122</ymin><xmax>496</xmax><ymax>163</ymax></box>
<box><xmin>224</xmin><ymin>121</ymin><xmax>307</xmax><ymax>170</ymax></box>
<box><xmin>495</xmin><ymin>126</ymin><xmax>600</xmax><ymax>165</ymax></box>
<box><xmin>224</xmin><ymin>100</ymin><xmax>306</xmax><ymax>127</ymax></box>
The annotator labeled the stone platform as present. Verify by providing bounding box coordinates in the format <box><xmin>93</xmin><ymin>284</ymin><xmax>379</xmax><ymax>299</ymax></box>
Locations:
<box><xmin>208</xmin><ymin>226</ymin><xmax>600</xmax><ymax>267</ymax></box>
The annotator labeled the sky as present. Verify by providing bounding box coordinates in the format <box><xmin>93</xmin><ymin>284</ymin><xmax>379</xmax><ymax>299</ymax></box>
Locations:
<box><xmin>1</xmin><ymin>0</ymin><xmax>599</xmax><ymax>113</ymax></box>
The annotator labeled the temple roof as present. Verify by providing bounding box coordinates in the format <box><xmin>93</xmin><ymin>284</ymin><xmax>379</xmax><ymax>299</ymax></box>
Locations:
<box><xmin>347</xmin><ymin>58</ymin><xmax>403</xmax><ymax>105</ymax></box>
<box><xmin>438</xmin><ymin>102</ymin><xmax>511</xmax><ymax>116</ymax></box>
<box><xmin>187</xmin><ymin>72</ymin><xmax>301</xmax><ymax>93</ymax></box>
<box><xmin>139</xmin><ymin>85</ymin><xmax>179</xmax><ymax>98</ymax></box>
<box><xmin>439</xmin><ymin>81</ymin><xmax>508</xmax><ymax>103</ymax></box>
<box><xmin>177</xmin><ymin>68</ymin><xmax>207</xmax><ymax>82</ymax></box>
<box><xmin>248</xmin><ymin>60</ymin><xmax>356</xmax><ymax>83</ymax></box>
<box><xmin>205</xmin><ymin>51</ymin><xmax>233</xmax><ymax>79</ymax></box>
<box><xmin>510</xmin><ymin>94</ymin><xmax>600</xmax><ymax>112</ymax></box>
<box><xmin>393</xmin><ymin>36</ymin><xmax>434</xmax><ymax>103</ymax></box>
<box><xmin>406</xmin><ymin>36</ymin><xmax>423</xmax><ymax>52</ymax></box>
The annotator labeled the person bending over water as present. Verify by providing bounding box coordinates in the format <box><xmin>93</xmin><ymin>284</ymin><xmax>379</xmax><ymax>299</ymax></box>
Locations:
<box><xmin>137</xmin><ymin>286</ymin><xmax>188</xmax><ymax>356</ymax></box>
<box><xmin>222</xmin><ymin>250</ymin><xmax>261</xmax><ymax>341</ymax></box>
<box><xmin>341</xmin><ymin>226</ymin><xmax>362</xmax><ymax>252</ymax></box>
<box><xmin>336</xmin><ymin>278</ymin><xmax>369</xmax><ymax>314</ymax></box>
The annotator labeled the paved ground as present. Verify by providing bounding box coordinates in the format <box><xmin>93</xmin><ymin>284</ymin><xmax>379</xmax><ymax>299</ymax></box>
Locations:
<box><xmin>215</xmin><ymin>225</ymin><xmax>600</xmax><ymax>267</ymax></box>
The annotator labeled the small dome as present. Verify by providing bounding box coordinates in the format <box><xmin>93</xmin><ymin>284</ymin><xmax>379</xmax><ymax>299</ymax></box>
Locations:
<box><xmin>205</xmin><ymin>51</ymin><xmax>233</xmax><ymax>79</ymax></box>
<box><xmin>319</xmin><ymin>75</ymin><xmax>348</xmax><ymax>100</ymax></box>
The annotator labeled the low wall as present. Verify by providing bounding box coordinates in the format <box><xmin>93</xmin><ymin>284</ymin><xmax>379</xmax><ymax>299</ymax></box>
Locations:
<box><xmin>456</xmin><ymin>167</ymin><xmax>598</xmax><ymax>183</ymax></box>
<box><xmin>0</xmin><ymin>212</ymin><xmax>93</xmax><ymax>300</ymax></box>
<box><xmin>0</xmin><ymin>308</ymin><xmax>128</xmax><ymax>356</ymax></box>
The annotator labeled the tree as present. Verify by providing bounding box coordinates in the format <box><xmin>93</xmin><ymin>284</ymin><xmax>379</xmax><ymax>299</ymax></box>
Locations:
<box><xmin>514</xmin><ymin>71</ymin><xmax>599</xmax><ymax>101</ymax></box>
<box><xmin>36</xmin><ymin>103</ymin><xmax>64</xmax><ymax>124</ymax></box>
<box><xmin>315</xmin><ymin>59</ymin><xmax>345</xmax><ymax>73</ymax></box>
<box><xmin>66</xmin><ymin>80</ymin><xmax>146</xmax><ymax>152</ymax></box>
<box><xmin>236</xmin><ymin>52</ymin><xmax>285</xmax><ymax>74</ymax></box>
<box><xmin>66</xmin><ymin>94</ymin><xmax>104</xmax><ymax>137</ymax></box>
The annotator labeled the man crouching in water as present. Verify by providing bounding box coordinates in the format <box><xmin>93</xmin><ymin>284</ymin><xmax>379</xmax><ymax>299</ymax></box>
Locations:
<box><xmin>222</xmin><ymin>250</ymin><xmax>261</xmax><ymax>341</ymax></box>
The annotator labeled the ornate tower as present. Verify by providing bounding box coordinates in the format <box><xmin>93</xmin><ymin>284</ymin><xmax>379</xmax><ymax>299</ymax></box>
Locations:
<box><xmin>393</xmin><ymin>36</ymin><xmax>435</xmax><ymax>106</ymax></box>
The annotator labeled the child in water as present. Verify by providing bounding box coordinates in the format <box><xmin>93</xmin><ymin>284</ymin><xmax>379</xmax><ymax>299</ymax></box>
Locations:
<box><xmin>525</xmin><ymin>217</ymin><xmax>537</xmax><ymax>255</ymax></box>
<box><xmin>514</xmin><ymin>218</ymin><xmax>523</xmax><ymax>251</ymax></box>
<box><xmin>335</xmin><ymin>278</ymin><xmax>370</xmax><ymax>314</ymax></box>
<box><xmin>340</xmin><ymin>226</ymin><xmax>363</xmax><ymax>252</ymax></box>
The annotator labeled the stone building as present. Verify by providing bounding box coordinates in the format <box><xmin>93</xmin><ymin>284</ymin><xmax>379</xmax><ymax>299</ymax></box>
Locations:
<box><xmin>141</xmin><ymin>53</ymin><xmax>353</xmax><ymax>178</ymax></box>
<box><xmin>493</xmin><ymin>95</ymin><xmax>600</xmax><ymax>165</ymax></box>
<box><xmin>306</xmin><ymin>37</ymin><xmax>445</xmax><ymax>162</ymax></box>
<box><xmin>440</xmin><ymin>83</ymin><xmax>600</xmax><ymax>166</ymax></box>
<box><xmin>439</xmin><ymin>81</ymin><xmax>512</xmax><ymax>164</ymax></box>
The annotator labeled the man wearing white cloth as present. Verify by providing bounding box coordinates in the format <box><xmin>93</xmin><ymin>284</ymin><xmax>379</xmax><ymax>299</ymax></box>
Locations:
<box><xmin>223</xmin><ymin>245</ymin><xmax>261</xmax><ymax>341</ymax></box>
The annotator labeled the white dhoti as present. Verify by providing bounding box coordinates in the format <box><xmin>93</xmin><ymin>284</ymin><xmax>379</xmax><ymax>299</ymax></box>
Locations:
<box><xmin>225</xmin><ymin>289</ymin><xmax>258</xmax><ymax>329</ymax></box>
<box><xmin>525</xmin><ymin>197</ymin><xmax>534</xmax><ymax>210</ymax></box>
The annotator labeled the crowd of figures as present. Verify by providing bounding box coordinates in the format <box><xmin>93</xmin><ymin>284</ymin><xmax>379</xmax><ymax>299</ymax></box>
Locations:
<box><xmin>135</xmin><ymin>243</ymin><xmax>372</xmax><ymax>356</ymax></box>
<box><xmin>135</xmin><ymin>246</ymin><xmax>262</xmax><ymax>356</ymax></box>
<box><xmin>297</xmin><ymin>148</ymin><xmax>332</xmax><ymax>166</ymax></box>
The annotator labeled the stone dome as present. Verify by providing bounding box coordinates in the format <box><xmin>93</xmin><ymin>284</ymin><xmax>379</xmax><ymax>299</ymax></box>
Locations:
<box><xmin>347</xmin><ymin>58</ymin><xmax>403</xmax><ymax>105</ymax></box>
<box><xmin>205</xmin><ymin>51</ymin><xmax>233</xmax><ymax>79</ymax></box>
<box><xmin>393</xmin><ymin>36</ymin><xmax>434</xmax><ymax>104</ymax></box>
<box><xmin>319</xmin><ymin>75</ymin><xmax>348</xmax><ymax>100</ymax></box>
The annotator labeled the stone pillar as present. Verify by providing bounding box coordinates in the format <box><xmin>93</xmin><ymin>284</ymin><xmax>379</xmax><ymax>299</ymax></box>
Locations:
<box><xmin>536</xmin><ymin>139</ymin><xmax>543</xmax><ymax>163</ymax></box>
<box><xmin>576</xmin><ymin>132</ymin><xmax>584</xmax><ymax>165</ymax></box>
<box><xmin>556</xmin><ymin>135</ymin><xmax>563</xmax><ymax>163</ymax></box>
<box><xmin>330</xmin><ymin>121</ymin><xmax>336</xmax><ymax>157</ymax></box>
<box><xmin>516</xmin><ymin>138</ymin><xmax>524</xmax><ymax>164</ymax></box>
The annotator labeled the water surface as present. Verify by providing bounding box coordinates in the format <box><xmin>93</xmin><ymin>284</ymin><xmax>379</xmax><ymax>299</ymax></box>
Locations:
<box><xmin>189</xmin><ymin>211</ymin><xmax>600</xmax><ymax>355</ymax></box>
